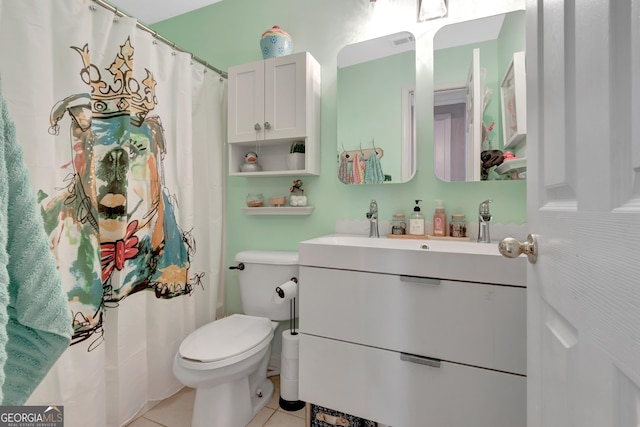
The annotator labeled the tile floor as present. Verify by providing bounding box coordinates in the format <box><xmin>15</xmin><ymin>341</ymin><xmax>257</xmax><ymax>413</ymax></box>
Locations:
<box><xmin>126</xmin><ymin>376</ymin><xmax>306</xmax><ymax>427</ymax></box>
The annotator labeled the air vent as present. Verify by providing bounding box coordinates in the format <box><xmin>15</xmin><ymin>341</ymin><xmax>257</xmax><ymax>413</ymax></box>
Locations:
<box><xmin>393</xmin><ymin>35</ymin><xmax>415</xmax><ymax>46</ymax></box>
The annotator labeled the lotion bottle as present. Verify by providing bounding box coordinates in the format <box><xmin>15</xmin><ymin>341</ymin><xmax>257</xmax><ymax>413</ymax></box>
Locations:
<box><xmin>409</xmin><ymin>200</ymin><xmax>425</xmax><ymax>236</ymax></box>
<box><xmin>433</xmin><ymin>200</ymin><xmax>447</xmax><ymax>236</ymax></box>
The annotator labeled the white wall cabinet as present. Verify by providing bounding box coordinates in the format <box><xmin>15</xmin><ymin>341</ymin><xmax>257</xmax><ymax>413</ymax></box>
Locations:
<box><xmin>227</xmin><ymin>52</ymin><xmax>321</xmax><ymax>176</ymax></box>
<box><xmin>298</xmin><ymin>265</ymin><xmax>526</xmax><ymax>426</ymax></box>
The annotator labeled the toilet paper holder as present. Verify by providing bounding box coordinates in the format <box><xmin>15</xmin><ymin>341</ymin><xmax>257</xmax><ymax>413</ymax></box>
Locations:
<box><xmin>275</xmin><ymin>277</ymin><xmax>297</xmax><ymax>298</ymax></box>
<box><xmin>275</xmin><ymin>277</ymin><xmax>298</xmax><ymax>335</ymax></box>
<box><xmin>277</xmin><ymin>277</ymin><xmax>305</xmax><ymax>412</ymax></box>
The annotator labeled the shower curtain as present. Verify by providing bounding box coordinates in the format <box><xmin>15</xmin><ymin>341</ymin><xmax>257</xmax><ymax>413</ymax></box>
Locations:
<box><xmin>0</xmin><ymin>1</ymin><xmax>226</xmax><ymax>425</ymax></box>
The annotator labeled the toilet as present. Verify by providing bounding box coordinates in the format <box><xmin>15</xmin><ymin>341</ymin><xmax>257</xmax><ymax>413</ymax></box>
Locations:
<box><xmin>173</xmin><ymin>250</ymin><xmax>299</xmax><ymax>427</ymax></box>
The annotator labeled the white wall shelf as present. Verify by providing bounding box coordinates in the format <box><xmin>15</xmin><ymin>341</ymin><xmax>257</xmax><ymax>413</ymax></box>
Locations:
<box><xmin>496</xmin><ymin>157</ymin><xmax>526</xmax><ymax>175</ymax></box>
<box><xmin>242</xmin><ymin>207</ymin><xmax>314</xmax><ymax>215</ymax></box>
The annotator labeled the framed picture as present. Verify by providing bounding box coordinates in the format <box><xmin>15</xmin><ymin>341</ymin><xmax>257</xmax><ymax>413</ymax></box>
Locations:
<box><xmin>500</xmin><ymin>51</ymin><xmax>527</xmax><ymax>149</ymax></box>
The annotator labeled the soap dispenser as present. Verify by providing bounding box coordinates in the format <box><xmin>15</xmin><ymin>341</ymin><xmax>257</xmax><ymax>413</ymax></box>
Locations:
<box><xmin>433</xmin><ymin>200</ymin><xmax>447</xmax><ymax>236</ymax></box>
<box><xmin>409</xmin><ymin>200</ymin><xmax>425</xmax><ymax>236</ymax></box>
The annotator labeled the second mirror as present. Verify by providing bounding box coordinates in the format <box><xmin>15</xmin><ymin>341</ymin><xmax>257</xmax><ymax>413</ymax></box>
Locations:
<box><xmin>433</xmin><ymin>11</ymin><xmax>526</xmax><ymax>182</ymax></box>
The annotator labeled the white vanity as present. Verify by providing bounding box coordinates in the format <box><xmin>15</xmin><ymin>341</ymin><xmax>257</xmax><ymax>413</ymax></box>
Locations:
<box><xmin>298</xmin><ymin>235</ymin><xmax>526</xmax><ymax>426</ymax></box>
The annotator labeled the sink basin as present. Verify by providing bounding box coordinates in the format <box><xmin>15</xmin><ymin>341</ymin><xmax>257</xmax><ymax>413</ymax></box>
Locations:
<box><xmin>304</xmin><ymin>234</ymin><xmax>501</xmax><ymax>254</ymax></box>
<box><xmin>299</xmin><ymin>234</ymin><xmax>526</xmax><ymax>286</ymax></box>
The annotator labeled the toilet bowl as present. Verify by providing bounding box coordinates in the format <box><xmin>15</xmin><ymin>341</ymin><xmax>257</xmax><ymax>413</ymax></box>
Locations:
<box><xmin>173</xmin><ymin>250</ymin><xmax>299</xmax><ymax>427</ymax></box>
<box><xmin>173</xmin><ymin>314</ymin><xmax>277</xmax><ymax>427</ymax></box>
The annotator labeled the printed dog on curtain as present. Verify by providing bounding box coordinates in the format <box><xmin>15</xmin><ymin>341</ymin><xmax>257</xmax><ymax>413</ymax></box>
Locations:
<box><xmin>40</xmin><ymin>38</ymin><xmax>199</xmax><ymax>348</ymax></box>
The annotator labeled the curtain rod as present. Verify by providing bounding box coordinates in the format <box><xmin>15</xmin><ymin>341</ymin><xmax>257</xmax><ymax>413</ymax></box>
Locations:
<box><xmin>92</xmin><ymin>0</ymin><xmax>228</xmax><ymax>79</ymax></box>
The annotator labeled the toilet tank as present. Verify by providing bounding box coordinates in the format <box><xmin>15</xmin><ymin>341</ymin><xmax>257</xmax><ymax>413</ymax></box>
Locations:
<box><xmin>234</xmin><ymin>250</ymin><xmax>299</xmax><ymax>321</ymax></box>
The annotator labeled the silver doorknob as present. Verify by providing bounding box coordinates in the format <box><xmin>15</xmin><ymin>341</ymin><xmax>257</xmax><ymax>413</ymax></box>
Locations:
<box><xmin>499</xmin><ymin>234</ymin><xmax>538</xmax><ymax>264</ymax></box>
<box><xmin>264</xmin><ymin>121</ymin><xmax>271</xmax><ymax>130</ymax></box>
<box><xmin>254</xmin><ymin>123</ymin><xmax>261</xmax><ymax>131</ymax></box>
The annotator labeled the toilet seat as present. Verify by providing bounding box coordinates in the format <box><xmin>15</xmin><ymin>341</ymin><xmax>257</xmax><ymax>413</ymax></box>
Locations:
<box><xmin>177</xmin><ymin>314</ymin><xmax>274</xmax><ymax>370</ymax></box>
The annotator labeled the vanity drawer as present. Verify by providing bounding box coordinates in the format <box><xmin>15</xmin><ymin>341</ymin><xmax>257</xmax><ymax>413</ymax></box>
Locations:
<box><xmin>299</xmin><ymin>266</ymin><xmax>526</xmax><ymax>375</ymax></box>
<box><xmin>299</xmin><ymin>334</ymin><xmax>526</xmax><ymax>427</ymax></box>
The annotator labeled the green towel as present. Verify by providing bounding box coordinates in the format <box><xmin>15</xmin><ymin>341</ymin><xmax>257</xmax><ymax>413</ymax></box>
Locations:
<box><xmin>0</xmin><ymin>90</ymin><xmax>72</xmax><ymax>405</ymax></box>
<box><xmin>364</xmin><ymin>151</ymin><xmax>385</xmax><ymax>184</ymax></box>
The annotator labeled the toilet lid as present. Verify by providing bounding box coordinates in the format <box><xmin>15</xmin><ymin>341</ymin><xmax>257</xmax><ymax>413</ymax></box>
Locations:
<box><xmin>179</xmin><ymin>314</ymin><xmax>273</xmax><ymax>363</ymax></box>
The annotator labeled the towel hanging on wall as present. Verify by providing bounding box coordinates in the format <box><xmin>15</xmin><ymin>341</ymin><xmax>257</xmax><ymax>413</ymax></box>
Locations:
<box><xmin>351</xmin><ymin>152</ymin><xmax>365</xmax><ymax>184</ymax></box>
<box><xmin>338</xmin><ymin>152</ymin><xmax>350</xmax><ymax>184</ymax></box>
<box><xmin>364</xmin><ymin>151</ymin><xmax>385</xmax><ymax>183</ymax></box>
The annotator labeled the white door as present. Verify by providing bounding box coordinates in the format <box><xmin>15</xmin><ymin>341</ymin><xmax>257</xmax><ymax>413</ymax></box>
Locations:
<box><xmin>526</xmin><ymin>1</ymin><xmax>640</xmax><ymax>426</ymax></box>
<box><xmin>227</xmin><ymin>60</ymin><xmax>265</xmax><ymax>142</ymax></box>
<box><xmin>264</xmin><ymin>53</ymin><xmax>308</xmax><ymax>140</ymax></box>
<box><xmin>466</xmin><ymin>48</ymin><xmax>481</xmax><ymax>181</ymax></box>
<box><xmin>434</xmin><ymin>113</ymin><xmax>452</xmax><ymax>181</ymax></box>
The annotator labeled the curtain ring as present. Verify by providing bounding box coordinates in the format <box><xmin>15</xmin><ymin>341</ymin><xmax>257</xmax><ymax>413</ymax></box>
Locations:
<box><xmin>113</xmin><ymin>8</ymin><xmax>119</xmax><ymax>22</ymax></box>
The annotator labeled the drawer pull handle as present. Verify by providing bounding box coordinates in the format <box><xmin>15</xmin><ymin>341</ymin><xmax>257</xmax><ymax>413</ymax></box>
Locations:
<box><xmin>400</xmin><ymin>352</ymin><xmax>441</xmax><ymax>368</ymax></box>
<box><xmin>399</xmin><ymin>275</ymin><xmax>440</xmax><ymax>286</ymax></box>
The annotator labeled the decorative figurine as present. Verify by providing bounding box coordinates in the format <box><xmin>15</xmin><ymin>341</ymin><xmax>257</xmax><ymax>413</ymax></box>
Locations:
<box><xmin>260</xmin><ymin>25</ymin><xmax>293</xmax><ymax>59</ymax></box>
<box><xmin>240</xmin><ymin>151</ymin><xmax>262</xmax><ymax>172</ymax></box>
<box><xmin>289</xmin><ymin>179</ymin><xmax>307</xmax><ymax>207</ymax></box>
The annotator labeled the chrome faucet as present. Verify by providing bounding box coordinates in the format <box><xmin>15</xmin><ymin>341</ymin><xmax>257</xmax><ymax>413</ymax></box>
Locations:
<box><xmin>366</xmin><ymin>199</ymin><xmax>379</xmax><ymax>238</ymax></box>
<box><xmin>477</xmin><ymin>199</ymin><xmax>493</xmax><ymax>243</ymax></box>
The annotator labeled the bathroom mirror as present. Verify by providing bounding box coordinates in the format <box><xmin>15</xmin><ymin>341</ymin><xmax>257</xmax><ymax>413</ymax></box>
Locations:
<box><xmin>337</xmin><ymin>31</ymin><xmax>416</xmax><ymax>184</ymax></box>
<box><xmin>433</xmin><ymin>11</ymin><xmax>526</xmax><ymax>182</ymax></box>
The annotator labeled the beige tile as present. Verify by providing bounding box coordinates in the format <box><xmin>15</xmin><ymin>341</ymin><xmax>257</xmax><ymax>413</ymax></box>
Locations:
<box><xmin>270</xmin><ymin>375</ymin><xmax>281</xmax><ymax>388</ymax></box>
<box><xmin>278</xmin><ymin>406</ymin><xmax>306</xmax><ymax>419</ymax></box>
<box><xmin>125</xmin><ymin>417</ymin><xmax>165</xmax><ymax>427</ymax></box>
<box><xmin>265</xmin><ymin>376</ymin><xmax>280</xmax><ymax>409</ymax></box>
<box><xmin>247</xmin><ymin>407</ymin><xmax>276</xmax><ymax>427</ymax></box>
<box><xmin>264</xmin><ymin>411</ymin><xmax>306</xmax><ymax>427</ymax></box>
<box><xmin>139</xmin><ymin>379</ymin><xmax>303</xmax><ymax>427</ymax></box>
<box><xmin>143</xmin><ymin>387</ymin><xmax>195</xmax><ymax>427</ymax></box>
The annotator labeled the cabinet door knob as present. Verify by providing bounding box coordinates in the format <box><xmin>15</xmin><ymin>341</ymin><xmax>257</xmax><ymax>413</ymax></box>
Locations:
<box><xmin>264</xmin><ymin>121</ymin><xmax>271</xmax><ymax>130</ymax></box>
<box><xmin>254</xmin><ymin>123</ymin><xmax>261</xmax><ymax>131</ymax></box>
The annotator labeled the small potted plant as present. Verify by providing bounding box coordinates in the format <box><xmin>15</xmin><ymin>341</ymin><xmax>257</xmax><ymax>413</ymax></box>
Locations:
<box><xmin>286</xmin><ymin>141</ymin><xmax>305</xmax><ymax>170</ymax></box>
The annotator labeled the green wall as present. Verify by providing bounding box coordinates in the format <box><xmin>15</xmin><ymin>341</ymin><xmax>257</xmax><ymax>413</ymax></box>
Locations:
<box><xmin>498</xmin><ymin>11</ymin><xmax>526</xmax><ymax>81</ymax></box>
<box><xmin>153</xmin><ymin>0</ymin><xmax>527</xmax><ymax>313</ymax></box>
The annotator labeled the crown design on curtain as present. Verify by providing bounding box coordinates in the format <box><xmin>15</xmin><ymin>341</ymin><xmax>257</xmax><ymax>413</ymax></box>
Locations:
<box><xmin>73</xmin><ymin>37</ymin><xmax>157</xmax><ymax>126</ymax></box>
